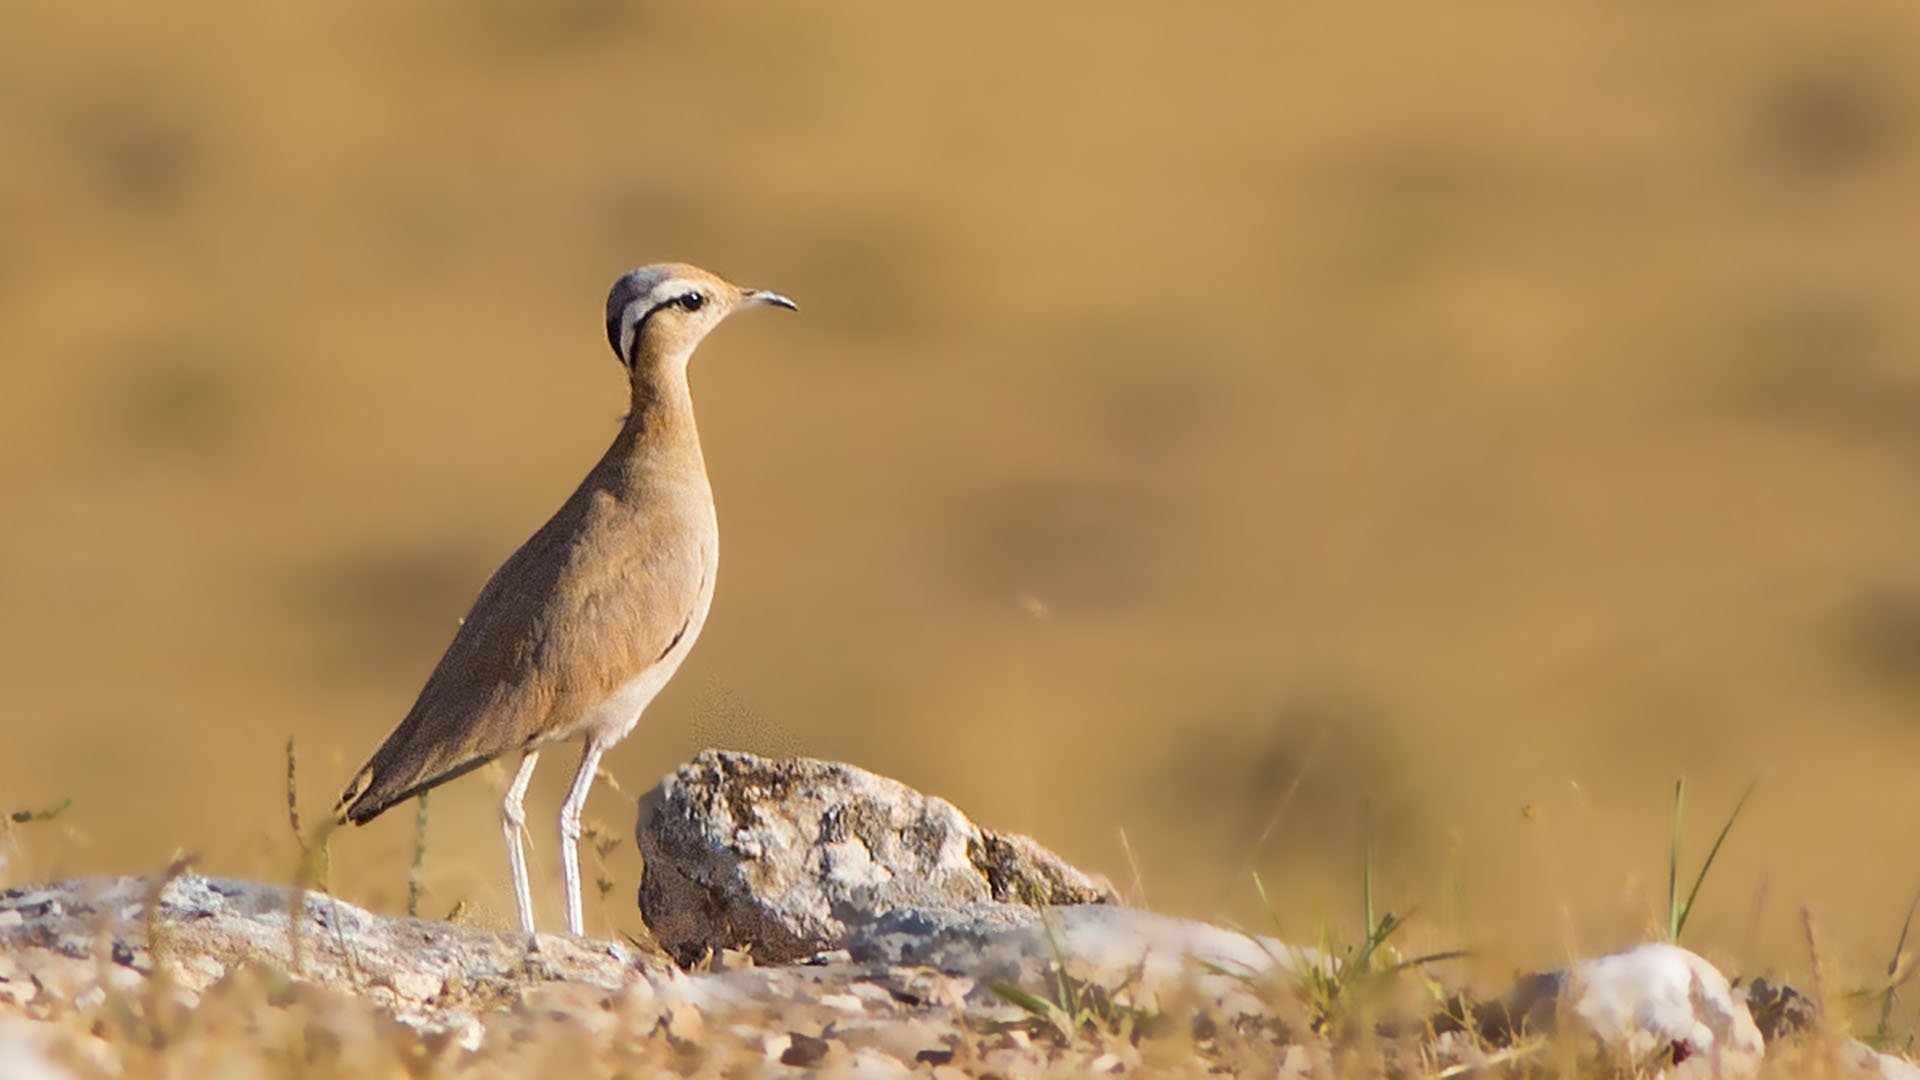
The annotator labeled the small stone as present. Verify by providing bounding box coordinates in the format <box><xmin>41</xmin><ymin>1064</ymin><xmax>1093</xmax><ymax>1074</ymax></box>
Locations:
<box><xmin>1739</xmin><ymin>977</ymin><xmax>1816</xmax><ymax>1042</ymax></box>
<box><xmin>1862</xmin><ymin>1044</ymin><xmax>1920</xmax><ymax>1080</ymax></box>
<box><xmin>713</xmin><ymin>948</ymin><xmax>756</xmax><ymax>973</ymax></box>
<box><xmin>759</xmin><ymin>1033</ymin><xmax>791</xmax><ymax>1063</ymax></box>
<box><xmin>0</xmin><ymin>1017</ymin><xmax>77</xmax><ymax>1080</ymax></box>
<box><xmin>781</xmin><ymin>1031</ymin><xmax>831</xmax><ymax>1067</ymax></box>
<box><xmin>666</xmin><ymin>1003</ymin><xmax>704</xmax><ymax>1043</ymax></box>
<box><xmin>728</xmin><ymin>1022</ymin><xmax>772</xmax><ymax>1046</ymax></box>
<box><xmin>844</xmin><ymin>1049</ymin><xmax>912</xmax><ymax>1078</ymax></box>
<box><xmin>847</xmin><ymin>981</ymin><xmax>899</xmax><ymax>1007</ymax></box>
<box><xmin>1549</xmin><ymin>944</ymin><xmax>1763</xmax><ymax>1079</ymax></box>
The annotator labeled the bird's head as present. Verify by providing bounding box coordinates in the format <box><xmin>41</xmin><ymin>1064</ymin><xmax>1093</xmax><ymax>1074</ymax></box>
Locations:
<box><xmin>604</xmin><ymin>263</ymin><xmax>796</xmax><ymax>372</ymax></box>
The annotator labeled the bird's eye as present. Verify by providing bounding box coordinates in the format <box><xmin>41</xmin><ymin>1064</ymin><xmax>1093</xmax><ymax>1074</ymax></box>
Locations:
<box><xmin>677</xmin><ymin>293</ymin><xmax>705</xmax><ymax>312</ymax></box>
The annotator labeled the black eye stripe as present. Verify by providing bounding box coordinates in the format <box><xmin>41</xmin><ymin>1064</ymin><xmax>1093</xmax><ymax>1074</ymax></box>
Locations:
<box><xmin>644</xmin><ymin>293</ymin><xmax>705</xmax><ymax>320</ymax></box>
<box><xmin>620</xmin><ymin>292</ymin><xmax>708</xmax><ymax>364</ymax></box>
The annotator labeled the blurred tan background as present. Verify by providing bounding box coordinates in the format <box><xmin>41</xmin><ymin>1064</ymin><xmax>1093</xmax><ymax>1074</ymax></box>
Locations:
<box><xmin>5</xmin><ymin>0</ymin><xmax>1920</xmax><ymax>991</ymax></box>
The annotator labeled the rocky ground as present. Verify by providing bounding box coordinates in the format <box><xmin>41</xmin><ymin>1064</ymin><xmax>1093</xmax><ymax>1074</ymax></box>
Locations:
<box><xmin>0</xmin><ymin>750</ymin><xmax>1915</xmax><ymax>1078</ymax></box>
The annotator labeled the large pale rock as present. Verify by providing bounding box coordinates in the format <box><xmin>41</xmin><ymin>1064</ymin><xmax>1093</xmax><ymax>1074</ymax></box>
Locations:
<box><xmin>636</xmin><ymin>750</ymin><xmax>1118</xmax><ymax>965</ymax></box>
<box><xmin>848</xmin><ymin>902</ymin><xmax>1320</xmax><ymax>983</ymax></box>
<box><xmin>0</xmin><ymin>875</ymin><xmax>667</xmax><ymax>1044</ymax></box>
<box><xmin>848</xmin><ymin>902</ymin><xmax>1323</xmax><ymax>1023</ymax></box>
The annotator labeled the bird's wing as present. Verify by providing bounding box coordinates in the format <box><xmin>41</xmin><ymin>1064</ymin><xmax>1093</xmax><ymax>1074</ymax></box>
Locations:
<box><xmin>338</xmin><ymin>483</ymin><xmax>710</xmax><ymax>823</ymax></box>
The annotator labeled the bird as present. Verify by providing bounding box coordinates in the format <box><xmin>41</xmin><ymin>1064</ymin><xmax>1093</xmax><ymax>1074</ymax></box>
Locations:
<box><xmin>335</xmin><ymin>263</ymin><xmax>796</xmax><ymax>936</ymax></box>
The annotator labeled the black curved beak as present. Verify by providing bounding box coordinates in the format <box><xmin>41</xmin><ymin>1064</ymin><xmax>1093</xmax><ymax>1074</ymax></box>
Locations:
<box><xmin>744</xmin><ymin>289</ymin><xmax>798</xmax><ymax>312</ymax></box>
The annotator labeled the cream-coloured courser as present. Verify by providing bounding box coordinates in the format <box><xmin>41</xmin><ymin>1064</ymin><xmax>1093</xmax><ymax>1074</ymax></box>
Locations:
<box><xmin>336</xmin><ymin>263</ymin><xmax>795</xmax><ymax>936</ymax></box>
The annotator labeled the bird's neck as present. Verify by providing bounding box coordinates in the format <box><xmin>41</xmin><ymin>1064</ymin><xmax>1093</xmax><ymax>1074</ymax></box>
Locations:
<box><xmin>614</xmin><ymin>358</ymin><xmax>705</xmax><ymax>480</ymax></box>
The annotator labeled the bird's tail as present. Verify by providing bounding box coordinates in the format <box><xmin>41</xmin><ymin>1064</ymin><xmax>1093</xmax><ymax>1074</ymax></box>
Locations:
<box><xmin>334</xmin><ymin>765</ymin><xmax>376</xmax><ymax>826</ymax></box>
<box><xmin>336</xmin><ymin>739</ymin><xmax>496</xmax><ymax>827</ymax></box>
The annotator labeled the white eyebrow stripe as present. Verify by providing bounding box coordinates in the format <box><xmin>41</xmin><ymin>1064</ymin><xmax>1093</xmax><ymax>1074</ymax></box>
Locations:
<box><xmin>649</xmin><ymin>279</ymin><xmax>701</xmax><ymax>304</ymax></box>
<box><xmin>618</xmin><ymin>280</ymin><xmax>709</xmax><ymax>361</ymax></box>
<box><xmin>617</xmin><ymin>298</ymin><xmax>647</xmax><ymax>362</ymax></box>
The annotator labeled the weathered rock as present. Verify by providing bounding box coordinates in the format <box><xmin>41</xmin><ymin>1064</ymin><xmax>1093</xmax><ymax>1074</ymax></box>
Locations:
<box><xmin>5</xmin><ymin>745</ymin><xmax>1918</xmax><ymax>1077</ymax></box>
<box><xmin>636</xmin><ymin>750</ymin><xmax>1117</xmax><ymax>965</ymax></box>
<box><xmin>1513</xmin><ymin>944</ymin><xmax>1765</xmax><ymax>1079</ymax></box>
<box><xmin>848</xmin><ymin>902</ymin><xmax>1319</xmax><ymax>983</ymax></box>
<box><xmin>1742</xmin><ymin>977</ymin><xmax>1920</xmax><ymax>1080</ymax></box>
<box><xmin>842</xmin><ymin>901</ymin><xmax>1044</xmax><ymax>969</ymax></box>
<box><xmin>3</xmin><ymin>869</ymin><xmax>1919</xmax><ymax>1078</ymax></box>
<box><xmin>848</xmin><ymin>902</ymin><xmax>1323</xmax><ymax>1024</ymax></box>
<box><xmin>0</xmin><ymin>874</ymin><xmax>668</xmax><ymax>1044</ymax></box>
<box><xmin>1740</xmin><ymin>976</ymin><xmax>1818</xmax><ymax>1042</ymax></box>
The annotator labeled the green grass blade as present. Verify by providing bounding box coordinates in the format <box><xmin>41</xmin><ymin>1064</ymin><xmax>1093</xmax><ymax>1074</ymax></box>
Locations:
<box><xmin>1673</xmin><ymin>780</ymin><xmax>1755</xmax><ymax>943</ymax></box>
<box><xmin>1875</xmin><ymin>889</ymin><xmax>1920</xmax><ymax>1044</ymax></box>
<box><xmin>1667</xmin><ymin>777</ymin><xmax>1685</xmax><ymax>942</ymax></box>
<box><xmin>1362</xmin><ymin>800</ymin><xmax>1376</xmax><ymax>945</ymax></box>
<box><xmin>989</xmin><ymin>980</ymin><xmax>1056</xmax><ymax>1019</ymax></box>
<box><xmin>1035</xmin><ymin>908</ymin><xmax>1090</xmax><ymax>1033</ymax></box>
<box><xmin>1251</xmin><ymin>871</ymin><xmax>1291</xmax><ymax>940</ymax></box>
<box><xmin>1385</xmin><ymin>949</ymin><xmax>1472</xmax><ymax>975</ymax></box>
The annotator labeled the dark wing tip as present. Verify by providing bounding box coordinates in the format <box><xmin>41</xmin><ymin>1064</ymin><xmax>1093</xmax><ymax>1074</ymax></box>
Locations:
<box><xmin>336</xmin><ymin>753</ymin><xmax>497</xmax><ymax>827</ymax></box>
<box><xmin>335</xmin><ymin>766</ymin><xmax>381</xmax><ymax>826</ymax></box>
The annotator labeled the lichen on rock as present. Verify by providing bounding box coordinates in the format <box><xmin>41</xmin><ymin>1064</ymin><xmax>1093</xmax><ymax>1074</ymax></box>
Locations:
<box><xmin>635</xmin><ymin>750</ymin><xmax>1117</xmax><ymax>965</ymax></box>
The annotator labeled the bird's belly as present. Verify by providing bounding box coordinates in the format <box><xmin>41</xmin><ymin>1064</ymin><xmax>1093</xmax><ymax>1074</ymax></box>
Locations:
<box><xmin>561</xmin><ymin>506</ymin><xmax>718</xmax><ymax>748</ymax></box>
<box><xmin>569</xmin><ymin>617</ymin><xmax>707</xmax><ymax>745</ymax></box>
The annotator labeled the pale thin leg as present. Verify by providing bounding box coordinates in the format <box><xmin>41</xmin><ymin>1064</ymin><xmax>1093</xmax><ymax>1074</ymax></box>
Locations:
<box><xmin>558</xmin><ymin>738</ymin><xmax>607</xmax><ymax>937</ymax></box>
<box><xmin>501</xmin><ymin>750</ymin><xmax>541</xmax><ymax>934</ymax></box>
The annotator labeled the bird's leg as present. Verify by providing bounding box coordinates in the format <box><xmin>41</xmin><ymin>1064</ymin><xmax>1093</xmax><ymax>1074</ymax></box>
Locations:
<box><xmin>501</xmin><ymin>750</ymin><xmax>541</xmax><ymax>934</ymax></box>
<box><xmin>558</xmin><ymin>738</ymin><xmax>607</xmax><ymax>937</ymax></box>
